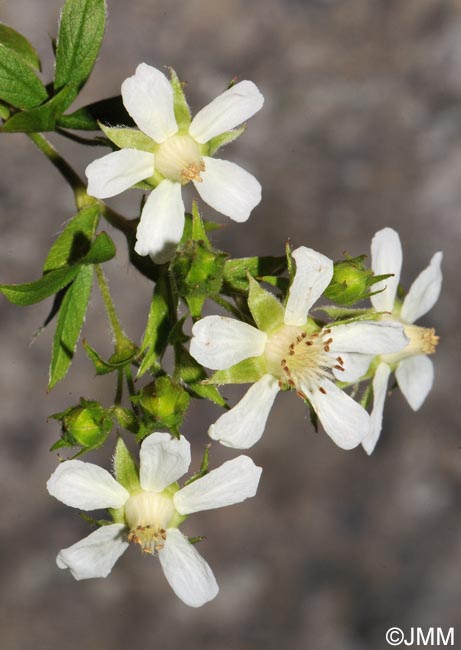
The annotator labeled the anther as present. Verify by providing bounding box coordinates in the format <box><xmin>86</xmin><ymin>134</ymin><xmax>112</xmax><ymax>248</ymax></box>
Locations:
<box><xmin>319</xmin><ymin>386</ymin><xmax>327</xmax><ymax>394</ymax></box>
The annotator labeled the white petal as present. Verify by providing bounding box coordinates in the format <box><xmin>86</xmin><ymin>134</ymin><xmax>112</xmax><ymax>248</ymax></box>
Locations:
<box><xmin>333</xmin><ymin>352</ymin><xmax>373</xmax><ymax>382</ymax></box>
<box><xmin>194</xmin><ymin>157</ymin><xmax>261</xmax><ymax>223</ymax></box>
<box><xmin>121</xmin><ymin>63</ymin><xmax>178</xmax><ymax>143</ymax></box>
<box><xmin>284</xmin><ymin>247</ymin><xmax>334</xmax><ymax>326</ymax></box>
<box><xmin>47</xmin><ymin>460</ymin><xmax>129</xmax><ymax>510</ymax></box>
<box><xmin>208</xmin><ymin>375</ymin><xmax>279</xmax><ymax>448</ymax></box>
<box><xmin>140</xmin><ymin>433</ymin><xmax>191</xmax><ymax>492</ymax></box>
<box><xmin>189</xmin><ymin>80</ymin><xmax>264</xmax><ymax>144</ymax></box>
<box><xmin>362</xmin><ymin>362</ymin><xmax>391</xmax><ymax>455</ymax></box>
<box><xmin>370</xmin><ymin>227</ymin><xmax>402</xmax><ymax>312</ymax></box>
<box><xmin>159</xmin><ymin>528</ymin><xmax>219</xmax><ymax>607</ymax></box>
<box><xmin>400</xmin><ymin>252</ymin><xmax>443</xmax><ymax>324</ymax></box>
<box><xmin>307</xmin><ymin>380</ymin><xmax>370</xmax><ymax>450</ymax></box>
<box><xmin>396</xmin><ymin>355</ymin><xmax>434</xmax><ymax>411</ymax></box>
<box><xmin>329</xmin><ymin>321</ymin><xmax>407</xmax><ymax>355</ymax></box>
<box><xmin>85</xmin><ymin>149</ymin><xmax>154</xmax><ymax>199</ymax></box>
<box><xmin>134</xmin><ymin>180</ymin><xmax>185</xmax><ymax>263</ymax></box>
<box><xmin>190</xmin><ymin>315</ymin><xmax>267</xmax><ymax>370</ymax></box>
<box><xmin>174</xmin><ymin>455</ymin><xmax>262</xmax><ymax>514</ymax></box>
<box><xmin>56</xmin><ymin>524</ymin><xmax>128</xmax><ymax>580</ymax></box>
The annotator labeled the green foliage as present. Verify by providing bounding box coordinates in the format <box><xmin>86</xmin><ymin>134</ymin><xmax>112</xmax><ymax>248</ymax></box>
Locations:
<box><xmin>57</xmin><ymin>95</ymin><xmax>133</xmax><ymax>130</ymax></box>
<box><xmin>247</xmin><ymin>276</ymin><xmax>285</xmax><ymax>333</ymax></box>
<box><xmin>43</xmin><ymin>206</ymin><xmax>100</xmax><ymax>272</ymax></box>
<box><xmin>1</xmin><ymin>84</ymin><xmax>78</xmax><ymax>133</ymax></box>
<box><xmin>184</xmin><ymin>445</ymin><xmax>210</xmax><ymax>486</ymax></box>
<box><xmin>0</xmin><ymin>265</ymin><xmax>81</xmax><ymax>306</ymax></box>
<box><xmin>0</xmin><ymin>23</ymin><xmax>40</xmax><ymax>70</ymax></box>
<box><xmin>49</xmin><ymin>265</ymin><xmax>94</xmax><ymax>389</ymax></box>
<box><xmin>83</xmin><ymin>340</ymin><xmax>137</xmax><ymax>375</ymax></box>
<box><xmin>137</xmin><ymin>274</ymin><xmax>171</xmax><ymax>378</ymax></box>
<box><xmin>50</xmin><ymin>398</ymin><xmax>113</xmax><ymax>452</ymax></box>
<box><xmin>134</xmin><ymin>376</ymin><xmax>191</xmax><ymax>438</ymax></box>
<box><xmin>0</xmin><ymin>43</ymin><xmax>47</xmax><ymax>109</ymax></box>
<box><xmin>113</xmin><ymin>437</ymin><xmax>140</xmax><ymax>492</ymax></box>
<box><xmin>174</xmin><ymin>341</ymin><xmax>227</xmax><ymax>407</ymax></box>
<box><xmin>54</xmin><ymin>0</ymin><xmax>107</xmax><ymax>91</ymax></box>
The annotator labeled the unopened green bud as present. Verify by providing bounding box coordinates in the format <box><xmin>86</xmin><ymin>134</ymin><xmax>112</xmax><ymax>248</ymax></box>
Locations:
<box><xmin>324</xmin><ymin>256</ymin><xmax>376</xmax><ymax>306</ymax></box>
<box><xmin>50</xmin><ymin>399</ymin><xmax>112</xmax><ymax>450</ymax></box>
<box><xmin>136</xmin><ymin>376</ymin><xmax>190</xmax><ymax>434</ymax></box>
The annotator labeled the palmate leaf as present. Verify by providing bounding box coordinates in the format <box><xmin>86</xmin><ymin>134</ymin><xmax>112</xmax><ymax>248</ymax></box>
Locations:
<box><xmin>49</xmin><ymin>264</ymin><xmax>94</xmax><ymax>389</ymax></box>
<box><xmin>0</xmin><ymin>43</ymin><xmax>47</xmax><ymax>109</ymax></box>
<box><xmin>54</xmin><ymin>0</ymin><xmax>107</xmax><ymax>91</ymax></box>
<box><xmin>0</xmin><ymin>23</ymin><xmax>40</xmax><ymax>70</ymax></box>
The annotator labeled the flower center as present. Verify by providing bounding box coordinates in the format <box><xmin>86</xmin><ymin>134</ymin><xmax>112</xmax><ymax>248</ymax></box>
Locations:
<box><xmin>124</xmin><ymin>492</ymin><xmax>176</xmax><ymax>554</ymax></box>
<box><xmin>155</xmin><ymin>134</ymin><xmax>205</xmax><ymax>184</ymax></box>
<box><xmin>382</xmin><ymin>324</ymin><xmax>439</xmax><ymax>365</ymax></box>
<box><xmin>264</xmin><ymin>325</ymin><xmax>344</xmax><ymax>397</ymax></box>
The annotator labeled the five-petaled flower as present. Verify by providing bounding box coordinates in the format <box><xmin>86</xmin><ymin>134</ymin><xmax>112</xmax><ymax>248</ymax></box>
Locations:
<box><xmin>85</xmin><ymin>63</ymin><xmax>264</xmax><ymax>262</ymax></box>
<box><xmin>361</xmin><ymin>227</ymin><xmax>443</xmax><ymax>454</ymax></box>
<box><xmin>47</xmin><ymin>433</ymin><xmax>261</xmax><ymax>607</ymax></box>
<box><xmin>189</xmin><ymin>246</ymin><xmax>408</xmax><ymax>451</ymax></box>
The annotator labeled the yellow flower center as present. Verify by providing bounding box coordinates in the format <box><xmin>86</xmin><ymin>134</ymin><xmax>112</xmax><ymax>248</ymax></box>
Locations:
<box><xmin>264</xmin><ymin>324</ymin><xmax>344</xmax><ymax>397</ymax></box>
<box><xmin>382</xmin><ymin>324</ymin><xmax>439</xmax><ymax>365</ymax></box>
<box><xmin>155</xmin><ymin>134</ymin><xmax>205</xmax><ymax>184</ymax></box>
<box><xmin>124</xmin><ymin>492</ymin><xmax>176</xmax><ymax>554</ymax></box>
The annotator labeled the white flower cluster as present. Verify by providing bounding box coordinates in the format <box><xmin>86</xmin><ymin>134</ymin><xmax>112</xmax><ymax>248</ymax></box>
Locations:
<box><xmin>48</xmin><ymin>64</ymin><xmax>442</xmax><ymax>608</ymax></box>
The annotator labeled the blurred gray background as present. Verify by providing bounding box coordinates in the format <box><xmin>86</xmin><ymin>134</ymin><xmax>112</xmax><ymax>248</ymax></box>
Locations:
<box><xmin>0</xmin><ymin>1</ymin><xmax>460</xmax><ymax>649</ymax></box>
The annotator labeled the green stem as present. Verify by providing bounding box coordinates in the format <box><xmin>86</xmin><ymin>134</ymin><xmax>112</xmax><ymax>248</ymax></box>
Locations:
<box><xmin>95</xmin><ymin>264</ymin><xmax>128</xmax><ymax>351</ymax></box>
<box><xmin>114</xmin><ymin>368</ymin><xmax>124</xmax><ymax>405</ymax></box>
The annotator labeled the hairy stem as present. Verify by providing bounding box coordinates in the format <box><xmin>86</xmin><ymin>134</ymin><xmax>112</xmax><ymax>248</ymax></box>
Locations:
<box><xmin>95</xmin><ymin>264</ymin><xmax>129</xmax><ymax>351</ymax></box>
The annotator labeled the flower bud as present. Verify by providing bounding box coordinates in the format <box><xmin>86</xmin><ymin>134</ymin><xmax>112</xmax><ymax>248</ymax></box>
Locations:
<box><xmin>50</xmin><ymin>399</ymin><xmax>112</xmax><ymax>451</ymax></box>
<box><xmin>324</xmin><ymin>256</ymin><xmax>382</xmax><ymax>306</ymax></box>
<box><xmin>136</xmin><ymin>376</ymin><xmax>190</xmax><ymax>434</ymax></box>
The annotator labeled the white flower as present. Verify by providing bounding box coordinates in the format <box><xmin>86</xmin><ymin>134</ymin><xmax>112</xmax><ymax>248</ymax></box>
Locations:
<box><xmin>47</xmin><ymin>433</ymin><xmax>262</xmax><ymax>608</ymax></box>
<box><xmin>189</xmin><ymin>246</ymin><xmax>408</xmax><ymax>451</ymax></box>
<box><xmin>85</xmin><ymin>64</ymin><xmax>263</xmax><ymax>263</ymax></box>
<box><xmin>361</xmin><ymin>227</ymin><xmax>442</xmax><ymax>454</ymax></box>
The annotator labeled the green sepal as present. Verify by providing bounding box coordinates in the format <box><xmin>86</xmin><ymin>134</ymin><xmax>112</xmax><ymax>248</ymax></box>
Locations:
<box><xmin>54</xmin><ymin>0</ymin><xmax>107</xmax><ymax>91</ymax></box>
<box><xmin>325</xmin><ymin>309</ymin><xmax>387</xmax><ymax>327</ymax></box>
<box><xmin>247</xmin><ymin>276</ymin><xmax>285</xmax><ymax>333</ymax></box>
<box><xmin>324</xmin><ymin>254</ymin><xmax>393</xmax><ymax>307</ymax></box>
<box><xmin>0</xmin><ymin>23</ymin><xmax>40</xmax><ymax>70</ymax></box>
<box><xmin>80</xmin><ymin>513</ymin><xmax>114</xmax><ymax>527</ymax></box>
<box><xmin>113</xmin><ymin>437</ymin><xmax>140</xmax><ymax>493</ymax></box>
<box><xmin>315</xmin><ymin>306</ymin><xmax>378</xmax><ymax>321</ymax></box>
<box><xmin>222</xmin><ymin>256</ymin><xmax>287</xmax><ymax>294</ymax></box>
<box><xmin>50</xmin><ymin>397</ymin><xmax>112</xmax><ymax>451</ymax></box>
<box><xmin>360</xmin><ymin>383</ymin><xmax>373</xmax><ymax>409</ymax></box>
<box><xmin>191</xmin><ymin>201</ymin><xmax>210</xmax><ymax>246</ymax></box>
<box><xmin>184</xmin><ymin>445</ymin><xmax>210</xmax><ymax>486</ymax></box>
<box><xmin>0</xmin><ymin>83</ymin><xmax>78</xmax><ymax>132</ymax></box>
<box><xmin>174</xmin><ymin>343</ymin><xmax>228</xmax><ymax>407</ymax></box>
<box><xmin>286</xmin><ymin>241</ymin><xmax>295</xmax><ymax>284</ymax></box>
<box><xmin>99</xmin><ymin>123</ymin><xmax>156</xmax><ymax>152</ymax></box>
<box><xmin>137</xmin><ymin>274</ymin><xmax>171</xmax><ymax>378</ymax></box>
<box><xmin>49</xmin><ymin>264</ymin><xmax>94</xmax><ymax>389</ymax></box>
<box><xmin>208</xmin><ymin>355</ymin><xmax>267</xmax><ymax>385</ymax></box>
<box><xmin>0</xmin><ymin>43</ymin><xmax>48</xmax><ymax>108</ymax></box>
<box><xmin>83</xmin><ymin>339</ymin><xmax>137</xmax><ymax>375</ymax></box>
<box><xmin>169</xmin><ymin>67</ymin><xmax>191</xmax><ymax>132</ymax></box>
<box><xmin>0</xmin><ymin>265</ymin><xmax>80</xmax><ymax>306</ymax></box>
<box><xmin>188</xmin><ymin>536</ymin><xmax>206</xmax><ymax>545</ymax></box>
<box><xmin>58</xmin><ymin>95</ymin><xmax>133</xmax><ymax>130</ymax></box>
<box><xmin>206</xmin><ymin>124</ymin><xmax>246</xmax><ymax>156</ymax></box>
<box><xmin>43</xmin><ymin>205</ymin><xmax>100</xmax><ymax>272</ymax></box>
<box><xmin>107</xmin><ymin>507</ymin><xmax>125</xmax><ymax>525</ymax></box>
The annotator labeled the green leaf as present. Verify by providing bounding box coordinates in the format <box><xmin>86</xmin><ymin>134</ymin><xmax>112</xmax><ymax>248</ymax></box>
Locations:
<box><xmin>54</xmin><ymin>0</ymin><xmax>107</xmax><ymax>91</ymax></box>
<box><xmin>100</xmin><ymin>123</ymin><xmax>155</xmax><ymax>152</ymax></box>
<box><xmin>1</xmin><ymin>83</ymin><xmax>78</xmax><ymax>133</ymax></box>
<box><xmin>187</xmin><ymin>381</ymin><xmax>227</xmax><ymax>407</ymax></box>
<box><xmin>0</xmin><ymin>43</ymin><xmax>47</xmax><ymax>108</ymax></box>
<box><xmin>43</xmin><ymin>206</ymin><xmax>100</xmax><ymax>272</ymax></box>
<box><xmin>248</xmin><ymin>276</ymin><xmax>285</xmax><ymax>333</ymax></box>
<box><xmin>0</xmin><ymin>23</ymin><xmax>40</xmax><ymax>70</ymax></box>
<box><xmin>113</xmin><ymin>437</ymin><xmax>140</xmax><ymax>492</ymax></box>
<box><xmin>222</xmin><ymin>256</ymin><xmax>287</xmax><ymax>294</ymax></box>
<box><xmin>57</xmin><ymin>95</ymin><xmax>133</xmax><ymax>130</ymax></box>
<box><xmin>83</xmin><ymin>340</ymin><xmax>137</xmax><ymax>375</ymax></box>
<box><xmin>81</xmin><ymin>231</ymin><xmax>116</xmax><ymax>264</ymax></box>
<box><xmin>49</xmin><ymin>265</ymin><xmax>93</xmax><ymax>389</ymax></box>
<box><xmin>0</xmin><ymin>101</ymin><xmax>10</xmax><ymax>120</ymax></box>
<box><xmin>0</xmin><ymin>265</ymin><xmax>80</xmax><ymax>306</ymax></box>
<box><xmin>184</xmin><ymin>445</ymin><xmax>210</xmax><ymax>486</ymax></box>
<box><xmin>207</xmin><ymin>124</ymin><xmax>246</xmax><ymax>156</ymax></box>
<box><xmin>137</xmin><ymin>274</ymin><xmax>171</xmax><ymax>378</ymax></box>
<box><xmin>169</xmin><ymin>67</ymin><xmax>191</xmax><ymax>132</ymax></box>
<box><xmin>208</xmin><ymin>355</ymin><xmax>267</xmax><ymax>385</ymax></box>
